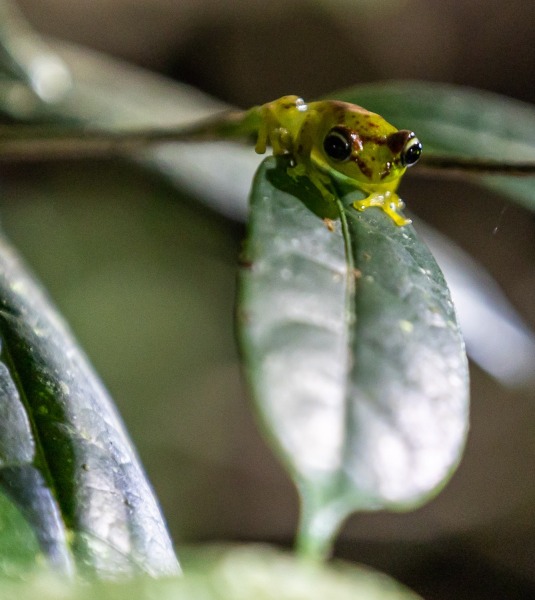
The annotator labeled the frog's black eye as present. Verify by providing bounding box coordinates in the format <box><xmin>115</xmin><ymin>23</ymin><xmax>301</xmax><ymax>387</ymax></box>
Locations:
<box><xmin>401</xmin><ymin>136</ymin><xmax>422</xmax><ymax>167</ymax></box>
<box><xmin>323</xmin><ymin>127</ymin><xmax>352</xmax><ymax>161</ymax></box>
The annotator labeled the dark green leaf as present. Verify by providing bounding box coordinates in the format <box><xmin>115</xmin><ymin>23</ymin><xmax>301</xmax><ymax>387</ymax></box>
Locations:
<box><xmin>333</xmin><ymin>81</ymin><xmax>535</xmax><ymax>211</ymax></box>
<box><xmin>0</xmin><ymin>233</ymin><xmax>179</xmax><ymax>577</ymax></box>
<box><xmin>238</xmin><ymin>158</ymin><xmax>469</xmax><ymax>557</ymax></box>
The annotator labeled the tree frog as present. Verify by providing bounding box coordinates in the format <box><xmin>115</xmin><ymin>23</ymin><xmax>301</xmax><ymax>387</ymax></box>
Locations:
<box><xmin>242</xmin><ymin>95</ymin><xmax>422</xmax><ymax>226</ymax></box>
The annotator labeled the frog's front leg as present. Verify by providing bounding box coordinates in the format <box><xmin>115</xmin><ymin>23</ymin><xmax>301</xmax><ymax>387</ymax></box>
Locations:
<box><xmin>257</xmin><ymin>124</ymin><xmax>291</xmax><ymax>156</ymax></box>
<box><xmin>288</xmin><ymin>161</ymin><xmax>336</xmax><ymax>203</ymax></box>
<box><xmin>254</xmin><ymin>108</ymin><xmax>285</xmax><ymax>155</ymax></box>
<box><xmin>353</xmin><ymin>191</ymin><xmax>411</xmax><ymax>226</ymax></box>
<box><xmin>254</xmin><ymin>95</ymin><xmax>303</xmax><ymax>156</ymax></box>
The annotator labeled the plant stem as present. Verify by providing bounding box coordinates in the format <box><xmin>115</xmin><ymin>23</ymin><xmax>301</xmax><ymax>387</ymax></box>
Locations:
<box><xmin>418</xmin><ymin>154</ymin><xmax>535</xmax><ymax>175</ymax></box>
<box><xmin>295</xmin><ymin>497</ymin><xmax>336</xmax><ymax>562</ymax></box>
<box><xmin>0</xmin><ymin>109</ymin><xmax>251</xmax><ymax>162</ymax></box>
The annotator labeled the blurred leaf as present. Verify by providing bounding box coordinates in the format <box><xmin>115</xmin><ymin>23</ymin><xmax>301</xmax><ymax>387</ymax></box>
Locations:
<box><xmin>0</xmin><ymin>39</ymin><xmax>258</xmax><ymax>220</ymax></box>
<box><xmin>0</xmin><ymin>1</ymin><xmax>72</xmax><ymax>116</ymax></box>
<box><xmin>333</xmin><ymin>81</ymin><xmax>535</xmax><ymax>212</ymax></box>
<box><xmin>0</xmin><ymin>233</ymin><xmax>179</xmax><ymax>577</ymax></box>
<box><xmin>183</xmin><ymin>544</ymin><xmax>423</xmax><ymax>600</ymax></box>
<box><xmin>418</xmin><ymin>221</ymin><xmax>535</xmax><ymax>389</ymax></box>
<box><xmin>0</xmin><ymin>544</ymin><xmax>422</xmax><ymax>600</ymax></box>
<box><xmin>238</xmin><ymin>158</ymin><xmax>469</xmax><ymax>558</ymax></box>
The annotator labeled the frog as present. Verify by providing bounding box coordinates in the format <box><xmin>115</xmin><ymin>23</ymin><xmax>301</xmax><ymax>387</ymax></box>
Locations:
<box><xmin>241</xmin><ymin>95</ymin><xmax>422</xmax><ymax>226</ymax></box>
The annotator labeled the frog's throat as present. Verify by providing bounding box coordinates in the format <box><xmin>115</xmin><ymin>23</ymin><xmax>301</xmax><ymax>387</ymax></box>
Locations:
<box><xmin>310</xmin><ymin>155</ymin><xmax>402</xmax><ymax>195</ymax></box>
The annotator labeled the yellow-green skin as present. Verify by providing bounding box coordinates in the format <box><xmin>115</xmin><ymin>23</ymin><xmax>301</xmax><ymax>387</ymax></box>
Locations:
<box><xmin>246</xmin><ymin>95</ymin><xmax>417</xmax><ymax>226</ymax></box>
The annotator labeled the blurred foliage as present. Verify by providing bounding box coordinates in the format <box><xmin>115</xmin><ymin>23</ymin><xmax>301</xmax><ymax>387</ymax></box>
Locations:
<box><xmin>0</xmin><ymin>545</ymin><xmax>423</xmax><ymax>600</ymax></box>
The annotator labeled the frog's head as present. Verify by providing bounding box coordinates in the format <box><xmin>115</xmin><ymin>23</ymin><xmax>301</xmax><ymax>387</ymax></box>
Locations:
<box><xmin>311</xmin><ymin>102</ymin><xmax>422</xmax><ymax>187</ymax></box>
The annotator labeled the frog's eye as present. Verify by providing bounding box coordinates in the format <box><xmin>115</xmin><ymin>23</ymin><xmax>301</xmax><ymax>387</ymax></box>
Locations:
<box><xmin>401</xmin><ymin>136</ymin><xmax>422</xmax><ymax>167</ymax></box>
<box><xmin>323</xmin><ymin>127</ymin><xmax>352</xmax><ymax>161</ymax></box>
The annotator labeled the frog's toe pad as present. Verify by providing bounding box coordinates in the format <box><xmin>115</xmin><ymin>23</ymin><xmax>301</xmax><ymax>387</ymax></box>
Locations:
<box><xmin>352</xmin><ymin>197</ymin><xmax>411</xmax><ymax>227</ymax></box>
<box><xmin>352</xmin><ymin>199</ymin><xmax>372</xmax><ymax>212</ymax></box>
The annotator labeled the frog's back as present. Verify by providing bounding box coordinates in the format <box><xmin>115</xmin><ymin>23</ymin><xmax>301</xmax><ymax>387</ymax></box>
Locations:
<box><xmin>308</xmin><ymin>100</ymin><xmax>398</xmax><ymax>140</ymax></box>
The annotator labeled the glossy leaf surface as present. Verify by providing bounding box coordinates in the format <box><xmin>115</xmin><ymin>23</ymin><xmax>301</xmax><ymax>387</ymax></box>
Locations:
<box><xmin>0</xmin><ymin>234</ymin><xmax>179</xmax><ymax>577</ymax></box>
<box><xmin>239</xmin><ymin>158</ymin><xmax>469</xmax><ymax>556</ymax></box>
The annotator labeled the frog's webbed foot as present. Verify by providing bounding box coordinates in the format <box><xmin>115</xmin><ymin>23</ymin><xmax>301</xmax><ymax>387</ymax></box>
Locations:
<box><xmin>353</xmin><ymin>191</ymin><xmax>411</xmax><ymax>226</ymax></box>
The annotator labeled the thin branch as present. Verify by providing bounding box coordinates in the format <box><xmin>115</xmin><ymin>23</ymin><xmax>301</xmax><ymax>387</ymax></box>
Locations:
<box><xmin>0</xmin><ymin>110</ymin><xmax>249</xmax><ymax>162</ymax></box>
<box><xmin>418</xmin><ymin>154</ymin><xmax>535</xmax><ymax>176</ymax></box>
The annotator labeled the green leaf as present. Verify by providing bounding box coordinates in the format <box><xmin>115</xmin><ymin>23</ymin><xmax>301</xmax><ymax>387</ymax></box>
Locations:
<box><xmin>0</xmin><ymin>233</ymin><xmax>179</xmax><ymax>577</ymax></box>
<box><xmin>332</xmin><ymin>81</ymin><xmax>535</xmax><ymax>211</ymax></box>
<box><xmin>182</xmin><ymin>545</ymin><xmax>423</xmax><ymax>600</ymax></box>
<box><xmin>0</xmin><ymin>544</ymin><xmax>423</xmax><ymax>600</ymax></box>
<box><xmin>238</xmin><ymin>158</ymin><xmax>469</xmax><ymax>558</ymax></box>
